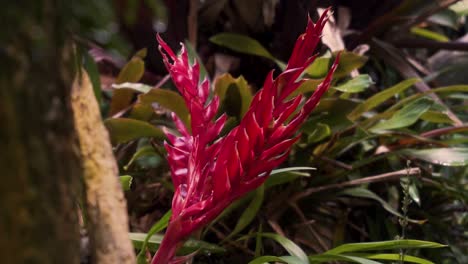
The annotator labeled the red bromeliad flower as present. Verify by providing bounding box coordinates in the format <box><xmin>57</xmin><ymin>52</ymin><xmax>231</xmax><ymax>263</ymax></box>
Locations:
<box><xmin>152</xmin><ymin>9</ymin><xmax>340</xmax><ymax>264</ymax></box>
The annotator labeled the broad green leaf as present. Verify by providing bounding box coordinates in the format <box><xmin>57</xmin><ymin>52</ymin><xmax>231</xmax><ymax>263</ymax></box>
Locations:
<box><xmin>249</xmin><ymin>256</ymin><xmax>302</xmax><ymax>264</ymax></box>
<box><xmin>105</xmin><ymin>118</ymin><xmax>165</xmax><ymax>144</ymax></box>
<box><xmin>370</xmin><ymin>98</ymin><xmax>433</xmax><ymax>132</ymax></box>
<box><xmin>132</xmin><ymin>89</ymin><xmax>190</xmax><ymax>127</ymax></box>
<box><xmin>402</xmin><ymin>148</ymin><xmax>468</xmax><ymax>166</ymax></box>
<box><xmin>124</xmin><ymin>146</ymin><xmax>157</xmax><ymax>170</ymax></box>
<box><xmin>333</xmin><ymin>74</ymin><xmax>374</xmax><ymax>93</ymax></box>
<box><xmin>410</xmin><ymin>27</ymin><xmax>449</xmax><ymax>42</ymax></box>
<box><xmin>136</xmin><ymin>210</ymin><xmax>172</xmax><ymax>264</ymax></box>
<box><xmin>210</xmin><ymin>33</ymin><xmax>275</xmax><ymax>60</ymax></box>
<box><xmin>309</xmin><ymin>253</ymin><xmax>381</xmax><ymax>264</ymax></box>
<box><xmin>324</xmin><ymin>239</ymin><xmax>445</xmax><ymax>254</ymax></box>
<box><xmin>228</xmin><ymin>184</ymin><xmax>264</xmax><ymax>238</ymax></box>
<box><xmin>305</xmin><ymin>55</ymin><xmax>332</xmax><ymax>78</ymax></box>
<box><xmin>348</xmin><ymin>78</ymin><xmax>420</xmax><ymax>121</ymax></box>
<box><xmin>361</xmin><ymin>85</ymin><xmax>468</xmax><ymax>127</ymax></box>
<box><xmin>110</xmin><ymin>53</ymin><xmax>145</xmax><ymax>115</ymax></box>
<box><xmin>340</xmin><ymin>188</ymin><xmax>425</xmax><ymax>224</ymax></box>
<box><xmin>119</xmin><ymin>175</ymin><xmax>132</xmax><ymax>191</ymax></box>
<box><xmin>130</xmin><ymin>232</ymin><xmax>226</xmax><ymax>255</ymax></box>
<box><xmin>214</xmin><ymin>74</ymin><xmax>252</xmax><ymax>118</ymax></box>
<box><xmin>348</xmin><ymin>253</ymin><xmax>435</xmax><ymax>264</ymax></box>
<box><xmin>112</xmin><ymin>82</ymin><xmax>153</xmax><ymax>94</ymax></box>
<box><xmin>306</xmin><ymin>51</ymin><xmax>367</xmax><ymax>79</ymax></box>
<box><xmin>259</xmin><ymin>233</ymin><xmax>309</xmax><ymax>264</ymax></box>
<box><xmin>420</xmin><ymin>110</ymin><xmax>454</xmax><ymax>124</ymax></box>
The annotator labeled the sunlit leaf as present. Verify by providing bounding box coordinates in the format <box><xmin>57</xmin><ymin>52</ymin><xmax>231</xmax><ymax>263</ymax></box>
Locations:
<box><xmin>402</xmin><ymin>148</ymin><xmax>468</xmax><ymax>166</ymax></box>
<box><xmin>410</xmin><ymin>27</ymin><xmax>449</xmax><ymax>42</ymax></box>
<box><xmin>258</xmin><ymin>233</ymin><xmax>309</xmax><ymax>263</ymax></box>
<box><xmin>119</xmin><ymin>175</ymin><xmax>132</xmax><ymax>191</ymax></box>
<box><xmin>310</xmin><ymin>254</ymin><xmax>382</xmax><ymax>264</ymax></box>
<box><xmin>324</xmin><ymin>239</ymin><xmax>445</xmax><ymax>254</ymax></box>
<box><xmin>113</xmin><ymin>82</ymin><xmax>153</xmax><ymax>94</ymax></box>
<box><xmin>105</xmin><ymin>118</ymin><xmax>165</xmax><ymax>144</ymax></box>
<box><xmin>305</xmin><ymin>51</ymin><xmax>367</xmax><ymax>79</ymax></box>
<box><xmin>349</xmin><ymin>253</ymin><xmax>434</xmax><ymax>264</ymax></box>
<box><xmin>348</xmin><ymin>78</ymin><xmax>420</xmax><ymax>121</ymax></box>
<box><xmin>420</xmin><ymin>110</ymin><xmax>454</xmax><ymax>124</ymax></box>
<box><xmin>370</xmin><ymin>98</ymin><xmax>433</xmax><ymax>131</ymax></box>
<box><xmin>333</xmin><ymin>74</ymin><xmax>374</xmax><ymax>93</ymax></box>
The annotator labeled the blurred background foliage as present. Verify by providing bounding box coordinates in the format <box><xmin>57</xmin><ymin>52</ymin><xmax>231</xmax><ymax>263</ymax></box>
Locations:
<box><xmin>8</xmin><ymin>0</ymin><xmax>466</xmax><ymax>263</ymax></box>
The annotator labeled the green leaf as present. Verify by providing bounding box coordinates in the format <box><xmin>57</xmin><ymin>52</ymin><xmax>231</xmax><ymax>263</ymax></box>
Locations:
<box><xmin>410</xmin><ymin>27</ymin><xmax>449</xmax><ymax>42</ymax></box>
<box><xmin>124</xmin><ymin>146</ymin><xmax>157</xmax><ymax>170</ymax></box>
<box><xmin>420</xmin><ymin>110</ymin><xmax>454</xmax><ymax>124</ymax></box>
<box><xmin>259</xmin><ymin>233</ymin><xmax>309</xmax><ymax>264</ymax></box>
<box><xmin>132</xmin><ymin>89</ymin><xmax>190</xmax><ymax>127</ymax></box>
<box><xmin>130</xmin><ymin>232</ymin><xmax>226</xmax><ymax>255</ymax></box>
<box><xmin>306</xmin><ymin>51</ymin><xmax>367</xmax><ymax>79</ymax></box>
<box><xmin>110</xmin><ymin>54</ymin><xmax>145</xmax><ymax>115</ymax></box>
<box><xmin>340</xmin><ymin>188</ymin><xmax>425</xmax><ymax>224</ymax></box>
<box><xmin>324</xmin><ymin>239</ymin><xmax>445</xmax><ymax>254</ymax></box>
<box><xmin>119</xmin><ymin>175</ymin><xmax>132</xmax><ymax>191</ymax></box>
<box><xmin>105</xmin><ymin>118</ymin><xmax>165</xmax><ymax>144</ymax></box>
<box><xmin>348</xmin><ymin>78</ymin><xmax>420</xmax><ymax>121</ymax></box>
<box><xmin>112</xmin><ymin>82</ymin><xmax>153</xmax><ymax>93</ymax></box>
<box><xmin>271</xmin><ymin>167</ymin><xmax>316</xmax><ymax>175</ymax></box>
<box><xmin>214</xmin><ymin>73</ymin><xmax>252</xmax><ymax>118</ymax></box>
<box><xmin>333</xmin><ymin>74</ymin><xmax>374</xmax><ymax>93</ymax></box>
<box><xmin>228</xmin><ymin>184</ymin><xmax>264</xmax><ymax>238</ymax></box>
<box><xmin>264</xmin><ymin>167</ymin><xmax>314</xmax><ymax>188</ymax></box>
<box><xmin>136</xmin><ymin>210</ymin><xmax>172</xmax><ymax>264</ymax></box>
<box><xmin>305</xmin><ymin>123</ymin><xmax>331</xmax><ymax>144</ymax></box>
<box><xmin>310</xmin><ymin>253</ymin><xmax>382</xmax><ymax>264</ymax></box>
<box><xmin>210</xmin><ymin>33</ymin><xmax>274</xmax><ymax>59</ymax></box>
<box><xmin>348</xmin><ymin>253</ymin><xmax>435</xmax><ymax>264</ymax></box>
<box><xmin>305</xmin><ymin>54</ymin><xmax>332</xmax><ymax>78</ymax></box>
<box><xmin>265</xmin><ymin>171</ymin><xmax>310</xmax><ymax>189</ymax></box>
<box><xmin>370</xmin><ymin>98</ymin><xmax>433</xmax><ymax>132</ymax></box>
<box><xmin>250</xmin><ymin>256</ymin><xmax>305</xmax><ymax>264</ymax></box>
<box><xmin>402</xmin><ymin>148</ymin><xmax>468</xmax><ymax>166</ymax></box>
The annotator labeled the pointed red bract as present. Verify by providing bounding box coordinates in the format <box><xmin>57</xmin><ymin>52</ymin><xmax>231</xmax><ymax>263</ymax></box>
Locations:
<box><xmin>152</xmin><ymin>8</ymin><xmax>340</xmax><ymax>264</ymax></box>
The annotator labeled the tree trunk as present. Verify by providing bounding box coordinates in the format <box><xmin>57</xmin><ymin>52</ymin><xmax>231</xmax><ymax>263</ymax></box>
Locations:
<box><xmin>0</xmin><ymin>1</ymin><xmax>81</xmax><ymax>263</ymax></box>
<box><xmin>71</xmin><ymin>70</ymin><xmax>136</xmax><ymax>263</ymax></box>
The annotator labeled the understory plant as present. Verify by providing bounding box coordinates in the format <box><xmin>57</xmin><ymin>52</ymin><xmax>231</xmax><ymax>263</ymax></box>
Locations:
<box><xmin>151</xmin><ymin>9</ymin><xmax>339</xmax><ymax>264</ymax></box>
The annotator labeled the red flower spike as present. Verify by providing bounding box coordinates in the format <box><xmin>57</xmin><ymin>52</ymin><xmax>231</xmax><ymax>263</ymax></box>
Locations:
<box><xmin>152</xmin><ymin>8</ymin><xmax>339</xmax><ymax>264</ymax></box>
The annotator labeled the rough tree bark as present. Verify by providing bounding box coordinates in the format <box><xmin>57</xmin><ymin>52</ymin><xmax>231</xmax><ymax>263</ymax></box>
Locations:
<box><xmin>0</xmin><ymin>2</ymin><xmax>81</xmax><ymax>263</ymax></box>
<box><xmin>71</xmin><ymin>70</ymin><xmax>136</xmax><ymax>263</ymax></box>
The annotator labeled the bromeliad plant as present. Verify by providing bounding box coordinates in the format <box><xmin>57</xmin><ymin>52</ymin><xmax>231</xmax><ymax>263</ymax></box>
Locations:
<box><xmin>152</xmin><ymin>9</ymin><xmax>339</xmax><ymax>263</ymax></box>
